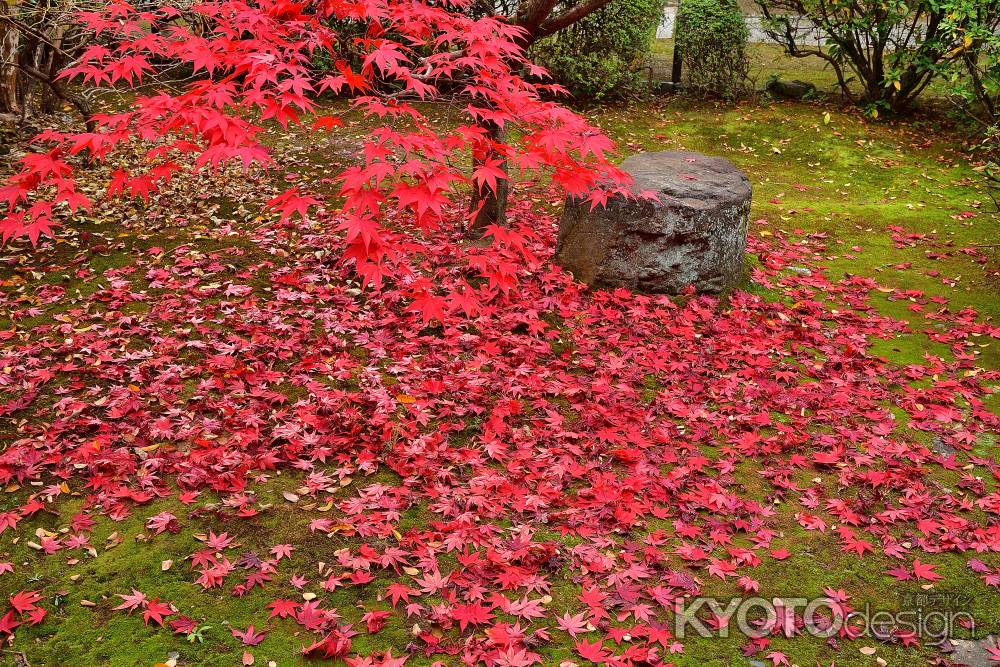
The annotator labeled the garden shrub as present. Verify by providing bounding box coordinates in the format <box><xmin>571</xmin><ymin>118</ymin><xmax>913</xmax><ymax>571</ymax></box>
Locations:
<box><xmin>675</xmin><ymin>0</ymin><xmax>751</xmax><ymax>100</ymax></box>
<box><xmin>941</xmin><ymin>0</ymin><xmax>1000</xmax><ymax>202</ymax></box>
<box><xmin>529</xmin><ymin>0</ymin><xmax>663</xmax><ymax>101</ymax></box>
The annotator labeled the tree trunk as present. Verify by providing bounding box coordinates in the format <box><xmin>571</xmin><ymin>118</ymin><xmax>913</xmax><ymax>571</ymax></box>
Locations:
<box><xmin>39</xmin><ymin>23</ymin><xmax>66</xmax><ymax>114</ymax></box>
<box><xmin>467</xmin><ymin>123</ymin><xmax>509</xmax><ymax>238</ymax></box>
<box><xmin>462</xmin><ymin>0</ymin><xmax>618</xmax><ymax>232</ymax></box>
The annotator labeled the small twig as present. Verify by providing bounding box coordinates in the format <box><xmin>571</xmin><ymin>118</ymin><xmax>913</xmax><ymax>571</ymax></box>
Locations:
<box><xmin>1</xmin><ymin>648</ymin><xmax>30</xmax><ymax>667</ymax></box>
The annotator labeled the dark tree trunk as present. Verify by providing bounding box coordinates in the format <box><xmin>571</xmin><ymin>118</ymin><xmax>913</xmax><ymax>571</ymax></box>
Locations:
<box><xmin>670</xmin><ymin>38</ymin><xmax>682</xmax><ymax>85</ymax></box>
<box><xmin>464</xmin><ymin>0</ymin><xmax>618</xmax><ymax>231</ymax></box>
<box><xmin>467</xmin><ymin>123</ymin><xmax>509</xmax><ymax>238</ymax></box>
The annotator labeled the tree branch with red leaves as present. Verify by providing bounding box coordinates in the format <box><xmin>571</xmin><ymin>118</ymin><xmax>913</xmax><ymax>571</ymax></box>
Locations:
<box><xmin>0</xmin><ymin>0</ymin><xmax>632</xmax><ymax>319</ymax></box>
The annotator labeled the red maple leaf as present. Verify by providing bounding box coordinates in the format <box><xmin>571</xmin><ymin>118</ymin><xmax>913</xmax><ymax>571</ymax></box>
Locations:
<box><xmin>912</xmin><ymin>559</ymin><xmax>943</xmax><ymax>582</ymax></box>
<box><xmin>270</xmin><ymin>544</ymin><xmax>294</xmax><ymax>560</ymax></box>
<box><xmin>232</xmin><ymin>624</ymin><xmax>266</xmax><ymax>646</ymax></box>
<box><xmin>24</xmin><ymin>607</ymin><xmax>47</xmax><ymax>626</ymax></box>
<box><xmin>146</xmin><ymin>512</ymin><xmax>179</xmax><ymax>535</ymax></box>
<box><xmin>362</xmin><ymin>609</ymin><xmax>391</xmax><ymax>633</ymax></box>
<box><xmin>986</xmin><ymin>641</ymin><xmax>1000</xmax><ymax>663</ymax></box>
<box><xmin>9</xmin><ymin>590</ymin><xmax>42</xmax><ymax>614</ymax></box>
<box><xmin>451</xmin><ymin>602</ymin><xmax>493</xmax><ymax>632</ymax></box>
<box><xmin>143</xmin><ymin>599</ymin><xmax>174</xmax><ymax>627</ymax></box>
<box><xmin>575</xmin><ymin>638</ymin><xmax>610</xmax><ymax>663</ymax></box>
<box><xmin>205</xmin><ymin>531</ymin><xmax>233</xmax><ymax>550</ymax></box>
<box><xmin>303</xmin><ymin>629</ymin><xmax>352</xmax><ymax>659</ymax></box>
<box><xmin>766</xmin><ymin>651</ymin><xmax>790</xmax><ymax>666</ymax></box>
<box><xmin>557</xmin><ymin>611</ymin><xmax>589</xmax><ymax>638</ymax></box>
<box><xmin>386</xmin><ymin>582</ymin><xmax>415</xmax><ymax>607</ymax></box>
<box><xmin>267</xmin><ymin>599</ymin><xmax>300</xmax><ymax>619</ymax></box>
<box><xmin>0</xmin><ymin>610</ymin><xmax>21</xmax><ymax>636</ymax></box>
<box><xmin>112</xmin><ymin>589</ymin><xmax>148</xmax><ymax>613</ymax></box>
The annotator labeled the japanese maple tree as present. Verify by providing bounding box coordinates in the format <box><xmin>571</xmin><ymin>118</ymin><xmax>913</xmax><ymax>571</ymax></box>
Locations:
<box><xmin>0</xmin><ymin>0</ymin><xmax>630</xmax><ymax>309</ymax></box>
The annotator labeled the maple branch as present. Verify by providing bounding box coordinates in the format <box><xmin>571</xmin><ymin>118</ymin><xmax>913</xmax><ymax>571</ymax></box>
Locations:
<box><xmin>10</xmin><ymin>62</ymin><xmax>95</xmax><ymax>132</ymax></box>
<box><xmin>513</xmin><ymin>0</ymin><xmax>560</xmax><ymax>39</ymax></box>
<box><xmin>533</xmin><ymin>0</ymin><xmax>615</xmax><ymax>40</ymax></box>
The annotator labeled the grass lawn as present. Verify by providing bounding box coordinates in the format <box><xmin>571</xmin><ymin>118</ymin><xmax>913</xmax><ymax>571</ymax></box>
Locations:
<box><xmin>0</xmin><ymin>94</ymin><xmax>997</xmax><ymax>667</ymax></box>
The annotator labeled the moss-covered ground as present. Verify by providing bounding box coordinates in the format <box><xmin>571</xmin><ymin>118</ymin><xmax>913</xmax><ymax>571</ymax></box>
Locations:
<box><xmin>0</xmin><ymin>95</ymin><xmax>997</xmax><ymax>666</ymax></box>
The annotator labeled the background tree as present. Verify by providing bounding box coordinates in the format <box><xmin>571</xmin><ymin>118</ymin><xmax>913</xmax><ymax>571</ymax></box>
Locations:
<box><xmin>756</xmin><ymin>0</ymin><xmax>967</xmax><ymax>114</ymax></box>
<box><xmin>0</xmin><ymin>0</ymin><xmax>641</xmax><ymax>235</ymax></box>
<box><xmin>941</xmin><ymin>0</ymin><xmax>1000</xmax><ymax>202</ymax></box>
<box><xmin>0</xmin><ymin>0</ymin><xmax>93</xmax><ymax>127</ymax></box>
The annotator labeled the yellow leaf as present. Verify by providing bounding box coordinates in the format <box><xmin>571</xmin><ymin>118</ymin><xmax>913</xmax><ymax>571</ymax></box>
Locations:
<box><xmin>395</xmin><ymin>394</ymin><xmax>415</xmax><ymax>404</ymax></box>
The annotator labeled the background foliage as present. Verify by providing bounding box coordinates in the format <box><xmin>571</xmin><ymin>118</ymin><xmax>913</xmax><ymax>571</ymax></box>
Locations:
<box><xmin>756</xmin><ymin>0</ymin><xmax>975</xmax><ymax>114</ymax></box>
<box><xmin>0</xmin><ymin>0</ymin><xmax>93</xmax><ymax>123</ymax></box>
<box><xmin>529</xmin><ymin>0</ymin><xmax>663</xmax><ymax>101</ymax></box>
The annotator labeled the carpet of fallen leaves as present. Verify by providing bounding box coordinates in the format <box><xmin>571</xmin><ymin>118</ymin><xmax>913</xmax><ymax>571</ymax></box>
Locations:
<box><xmin>1</xmin><ymin>116</ymin><xmax>1000</xmax><ymax>666</ymax></box>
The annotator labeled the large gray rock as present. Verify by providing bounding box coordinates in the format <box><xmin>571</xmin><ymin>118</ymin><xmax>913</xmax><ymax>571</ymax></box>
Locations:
<box><xmin>555</xmin><ymin>151</ymin><xmax>751</xmax><ymax>294</ymax></box>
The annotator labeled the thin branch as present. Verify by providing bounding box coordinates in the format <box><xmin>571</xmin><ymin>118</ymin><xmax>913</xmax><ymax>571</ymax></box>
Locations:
<box><xmin>0</xmin><ymin>14</ymin><xmax>77</xmax><ymax>60</ymax></box>
<box><xmin>535</xmin><ymin>0</ymin><xmax>615</xmax><ymax>40</ymax></box>
<box><xmin>11</xmin><ymin>61</ymin><xmax>94</xmax><ymax>131</ymax></box>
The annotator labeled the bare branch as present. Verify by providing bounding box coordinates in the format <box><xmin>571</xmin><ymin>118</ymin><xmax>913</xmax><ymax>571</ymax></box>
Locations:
<box><xmin>534</xmin><ymin>0</ymin><xmax>615</xmax><ymax>40</ymax></box>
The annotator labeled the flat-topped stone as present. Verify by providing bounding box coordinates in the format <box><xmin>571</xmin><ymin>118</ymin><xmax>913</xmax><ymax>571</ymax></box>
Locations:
<box><xmin>555</xmin><ymin>150</ymin><xmax>751</xmax><ymax>294</ymax></box>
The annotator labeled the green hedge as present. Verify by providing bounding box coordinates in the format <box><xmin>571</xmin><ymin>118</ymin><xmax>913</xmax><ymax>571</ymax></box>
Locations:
<box><xmin>676</xmin><ymin>0</ymin><xmax>751</xmax><ymax>100</ymax></box>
